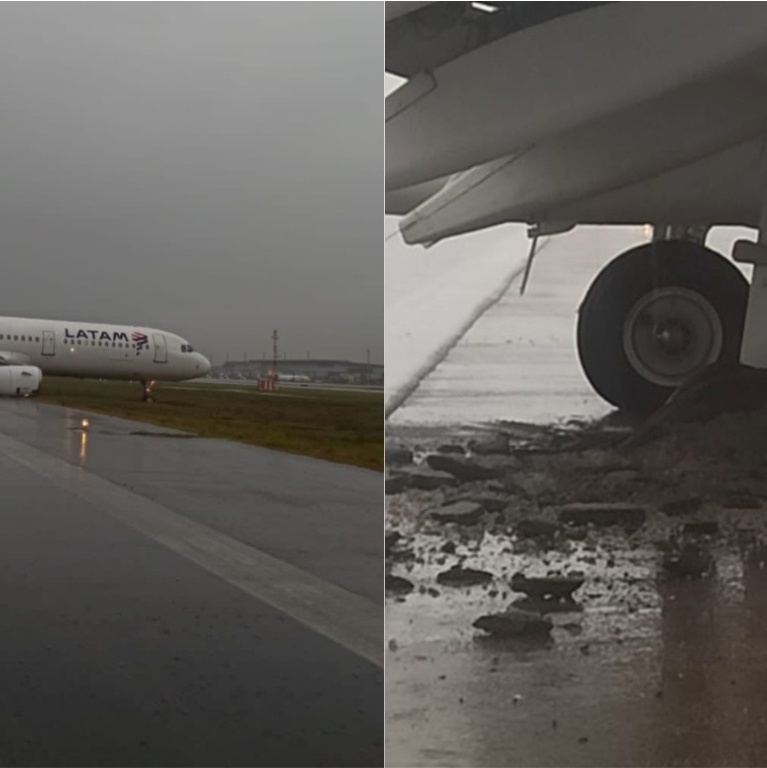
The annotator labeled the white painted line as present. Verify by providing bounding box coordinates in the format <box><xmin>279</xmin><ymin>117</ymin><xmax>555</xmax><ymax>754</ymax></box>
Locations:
<box><xmin>0</xmin><ymin>432</ymin><xmax>382</xmax><ymax>668</ymax></box>
<box><xmin>385</xmin><ymin>239</ymin><xmax>551</xmax><ymax>420</ymax></box>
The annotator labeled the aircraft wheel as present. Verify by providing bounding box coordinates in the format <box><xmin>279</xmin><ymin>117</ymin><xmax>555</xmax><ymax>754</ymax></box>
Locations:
<box><xmin>577</xmin><ymin>240</ymin><xmax>748</xmax><ymax>413</ymax></box>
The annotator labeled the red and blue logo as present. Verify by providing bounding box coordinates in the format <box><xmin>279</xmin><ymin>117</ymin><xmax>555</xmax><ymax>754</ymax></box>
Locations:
<box><xmin>131</xmin><ymin>332</ymin><xmax>149</xmax><ymax>349</ymax></box>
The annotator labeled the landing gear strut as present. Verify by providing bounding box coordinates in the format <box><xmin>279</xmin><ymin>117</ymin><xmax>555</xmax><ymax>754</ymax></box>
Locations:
<box><xmin>577</xmin><ymin>239</ymin><xmax>748</xmax><ymax>413</ymax></box>
<box><xmin>141</xmin><ymin>380</ymin><xmax>156</xmax><ymax>403</ymax></box>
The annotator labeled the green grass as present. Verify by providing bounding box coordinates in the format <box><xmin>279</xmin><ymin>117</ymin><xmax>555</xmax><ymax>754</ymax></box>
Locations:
<box><xmin>38</xmin><ymin>378</ymin><xmax>383</xmax><ymax>471</ymax></box>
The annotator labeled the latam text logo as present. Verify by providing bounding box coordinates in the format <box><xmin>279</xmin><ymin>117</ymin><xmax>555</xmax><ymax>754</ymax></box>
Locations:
<box><xmin>65</xmin><ymin>328</ymin><xmax>146</xmax><ymax>345</ymax></box>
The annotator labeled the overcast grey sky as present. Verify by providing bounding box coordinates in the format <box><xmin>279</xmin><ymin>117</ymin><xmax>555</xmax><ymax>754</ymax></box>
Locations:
<box><xmin>0</xmin><ymin>3</ymin><xmax>380</xmax><ymax>364</ymax></box>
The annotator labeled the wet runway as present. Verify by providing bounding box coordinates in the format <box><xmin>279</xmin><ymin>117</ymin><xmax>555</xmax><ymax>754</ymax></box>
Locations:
<box><xmin>389</xmin><ymin>226</ymin><xmax>751</xmax><ymax>427</ymax></box>
<box><xmin>0</xmin><ymin>399</ymin><xmax>382</xmax><ymax>766</ymax></box>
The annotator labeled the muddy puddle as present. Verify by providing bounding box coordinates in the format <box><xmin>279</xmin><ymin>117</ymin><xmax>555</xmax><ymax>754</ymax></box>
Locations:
<box><xmin>386</xmin><ymin>405</ymin><xmax>767</xmax><ymax>766</ymax></box>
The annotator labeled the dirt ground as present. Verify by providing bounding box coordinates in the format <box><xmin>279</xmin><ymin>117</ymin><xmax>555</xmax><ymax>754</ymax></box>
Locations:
<box><xmin>385</xmin><ymin>396</ymin><xmax>767</xmax><ymax>767</ymax></box>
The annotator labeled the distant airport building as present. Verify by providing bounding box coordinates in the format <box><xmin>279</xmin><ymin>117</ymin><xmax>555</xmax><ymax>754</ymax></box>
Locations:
<box><xmin>214</xmin><ymin>359</ymin><xmax>383</xmax><ymax>385</ymax></box>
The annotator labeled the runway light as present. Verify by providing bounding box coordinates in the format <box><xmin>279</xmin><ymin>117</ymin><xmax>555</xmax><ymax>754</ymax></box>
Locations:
<box><xmin>81</xmin><ymin>418</ymin><xmax>90</xmax><ymax>430</ymax></box>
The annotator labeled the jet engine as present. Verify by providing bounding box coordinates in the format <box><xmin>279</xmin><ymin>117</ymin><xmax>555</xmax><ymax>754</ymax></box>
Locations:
<box><xmin>0</xmin><ymin>365</ymin><xmax>42</xmax><ymax>397</ymax></box>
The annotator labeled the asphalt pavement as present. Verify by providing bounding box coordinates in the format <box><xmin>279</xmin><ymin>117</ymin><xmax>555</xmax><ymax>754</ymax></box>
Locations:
<box><xmin>0</xmin><ymin>399</ymin><xmax>382</xmax><ymax>766</ymax></box>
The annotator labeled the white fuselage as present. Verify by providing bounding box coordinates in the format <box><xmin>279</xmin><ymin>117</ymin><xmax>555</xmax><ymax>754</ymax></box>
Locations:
<box><xmin>0</xmin><ymin>316</ymin><xmax>211</xmax><ymax>382</ymax></box>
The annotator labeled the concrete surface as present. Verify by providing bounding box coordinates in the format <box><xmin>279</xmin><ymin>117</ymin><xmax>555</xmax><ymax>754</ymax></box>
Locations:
<box><xmin>388</xmin><ymin>225</ymin><xmax>752</xmax><ymax>427</ymax></box>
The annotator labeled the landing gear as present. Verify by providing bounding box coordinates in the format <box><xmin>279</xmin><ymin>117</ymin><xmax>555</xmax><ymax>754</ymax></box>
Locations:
<box><xmin>577</xmin><ymin>240</ymin><xmax>748</xmax><ymax>413</ymax></box>
<box><xmin>141</xmin><ymin>380</ymin><xmax>156</xmax><ymax>403</ymax></box>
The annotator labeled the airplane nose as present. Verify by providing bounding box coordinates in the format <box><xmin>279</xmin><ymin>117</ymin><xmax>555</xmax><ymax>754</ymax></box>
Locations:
<box><xmin>195</xmin><ymin>353</ymin><xmax>211</xmax><ymax>375</ymax></box>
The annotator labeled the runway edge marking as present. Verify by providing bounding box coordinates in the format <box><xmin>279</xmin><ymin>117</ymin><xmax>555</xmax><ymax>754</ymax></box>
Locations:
<box><xmin>0</xmin><ymin>431</ymin><xmax>382</xmax><ymax>668</ymax></box>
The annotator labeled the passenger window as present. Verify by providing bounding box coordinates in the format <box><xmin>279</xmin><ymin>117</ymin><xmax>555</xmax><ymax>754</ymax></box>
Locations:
<box><xmin>35</xmin><ymin>336</ymin><xmax>39</xmax><ymax>342</ymax></box>
<box><xmin>13</xmin><ymin>335</ymin><xmax>18</xmax><ymax>341</ymax></box>
<box><xmin>112</xmin><ymin>342</ymin><xmax>115</xmax><ymax>347</ymax></box>
<box><xmin>91</xmin><ymin>341</ymin><xmax>95</xmax><ymax>346</ymax></box>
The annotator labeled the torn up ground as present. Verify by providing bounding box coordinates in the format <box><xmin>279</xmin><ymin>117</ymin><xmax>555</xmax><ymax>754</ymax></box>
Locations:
<box><xmin>385</xmin><ymin>390</ymin><xmax>767</xmax><ymax>767</ymax></box>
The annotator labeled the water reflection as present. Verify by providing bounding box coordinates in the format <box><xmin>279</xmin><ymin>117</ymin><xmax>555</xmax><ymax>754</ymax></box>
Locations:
<box><xmin>388</xmin><ymin>528</ymin><xmax>767</xmax><ymax>766</ymax></box>
<box><xmin>657</xmin><ymin>539</ymin><xmax>767</xmax><ymax>766</ymax></box>
<box><xmin>79</xmin><ymin>428</ymin><xmax>89</xmax><ymax>465</ymax></box>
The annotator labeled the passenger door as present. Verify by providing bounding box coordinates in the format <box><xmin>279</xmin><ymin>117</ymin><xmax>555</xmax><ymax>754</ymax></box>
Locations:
<box><xmin>153</xmin><ymin>333</ymin><xmax>168</xmax><ymax>363</ymax></box>
<box><xmin>41</xmin><ymin>330</ymin><xmax>55</xmax><ymax>356</ymax></box>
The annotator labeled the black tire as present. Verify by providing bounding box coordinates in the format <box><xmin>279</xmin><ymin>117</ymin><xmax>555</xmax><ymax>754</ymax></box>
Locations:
<box><xmin>577</xmin><ymin>240</ymin><xmax>748</xmax><ymax>413</ymax></box>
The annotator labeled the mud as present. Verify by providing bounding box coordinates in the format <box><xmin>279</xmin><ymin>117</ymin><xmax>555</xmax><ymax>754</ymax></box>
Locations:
<box><xmin>386</xmin><ymin>406</ymin><xmax>767</xmax><ymax>766</ymax></box>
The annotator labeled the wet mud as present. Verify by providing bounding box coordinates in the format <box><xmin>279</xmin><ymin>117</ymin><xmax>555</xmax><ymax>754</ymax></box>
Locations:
<box><xmin>386</xmin><ymin>405</ymin><xmax>767</xmax><ymax>766</ymax></box>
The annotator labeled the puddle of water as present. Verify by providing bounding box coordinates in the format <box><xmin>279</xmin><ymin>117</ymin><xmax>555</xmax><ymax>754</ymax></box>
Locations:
<box><xmin>387</xmin><ymin>518</ymin><xmax>767</xmax><ymax>767</ymax></box>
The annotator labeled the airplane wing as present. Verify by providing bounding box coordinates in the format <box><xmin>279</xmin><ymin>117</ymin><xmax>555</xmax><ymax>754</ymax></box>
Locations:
<box><xmin>0</xmin><ymin>351</ymin><xmax>32</xmax><ymax>365</ymax></box>
<box><xmin>386</xmin><ymin>2</ymin><xmax>767</xmax><ymax>418</ymax></box>
<box><xmin>386</xmin><ymin>2</ymin><xmax>767</xmax><ymax>243</ymax></box>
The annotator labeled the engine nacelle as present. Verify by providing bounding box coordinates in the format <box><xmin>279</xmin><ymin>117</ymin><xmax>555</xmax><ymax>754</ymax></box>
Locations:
<box><xmin>0</xmin><ymin>365</ymin><xmax>42</xmax><ymax>397</ymax></box>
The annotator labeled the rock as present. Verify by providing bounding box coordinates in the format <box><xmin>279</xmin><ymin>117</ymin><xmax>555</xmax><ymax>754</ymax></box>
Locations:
<box><xmin>473</xmin><ymin>608</ymin><xmax>553</xmax><ymax>638</ymax></box>
<box><xmin>512</xmin><ymin>596</ymin><xmax>583</xmax><ymax>614</ymax></box>
<box><xmin>385</xmin><ymin>475</ymin><xmax>409</xmax><ymax>495</ymax></box>
<box><xmin>625</xmin><ymin>363</ymin><xmax>767</xmax><ymax>448</ymax></box>
<box><xmin>385</xmin><ymin>530</ymin><xmax>401</xmax><ymax>556</ymax></box>
<box><xmin>508</xmin><ymin>472</ymin><xmax>556</xmax><ymax>499</ymax></box>
<box><xmin>682</xmin><ymin>521</ymin><xmax>719</xmax><ymax>537</ymax></box>
<box><xmin>440</xmin><ymin>541</ymin><xmax>457</xmax><ymax>554</ymax></box>
<box><xmin>469</xmin><ymin>435</ymin><xmax>510</xmax><ymax>456</ymax></box>
<box><xmin>425</xmin><ymin>454</ymin><xmax>504</xmax><ymax>483</ymax></box>
<box><xmin>385</xmin><ymin>445</ymin><xmax>414</xmax><ymax>467</ymax></box>
<box><xmin>516</xmin><ymin>518</ymin><xmax>560</xmax><ymax>539</ymax></box>
<box><xmin>469</xmin><ymin>496</ymin><xmax>508</xmax><ymax>514</ymax></box>
<box><xmin>437</xmin><ymin>565</ymin><xmax>494</xmax><ymax>587</ymax></box>
<box><xmin>503</xmin><ymin>477</ymin><xmax>535</xmax><ymax>498</ymax></box>
<box><xmin>385</xmin><ymin>574</ymin><xmax>414</xmax><ymax>595</ymax></box>
<box><xmin>430</xmin><ymin>501</ymin><xmax>485</xmax><ymax>526</ymax></box>
<box><xmin>720</xmin><ymin>492</ymin><xmax>762</xmax><ymax>509</ymax></box>
<box><xmin>557</xmin><ymin>502</ymin><xmax>646</xmax><ymax>532</ymax></box>
<box><xmin>398</xmin><ymin>467</ymin><xmax>458</xmax><ymax>491</ymax></box>
<box><xmin>511</xmin><ymin>573</ymin><xmax>584</xmax><ymax>601</ymax></box>
<box><xmin>662</xmin><ymin>543</ymin><xmax>713</xmax><ymax>579</ymax></box>
<box><xmin>437</xmin><ymin>444</ymin><xmax>465</xmax><ymax>454</ymax></box>
<box><xmin>563</xmin><ymin>525</ymin><xmax>588</xmax><ymax>541</ymax></box>
<box><xmin>660</xmin><ymin>497</ymin><xmax>703</xmax><ymax>516</ymax></box>
<box><xmin>602</xmin><ymin>469</ymin><xmax>642</xmax><ymax>490</ymax></box>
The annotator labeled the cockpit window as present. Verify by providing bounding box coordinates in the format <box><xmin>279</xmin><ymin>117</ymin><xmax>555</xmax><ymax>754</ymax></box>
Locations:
<box><xmin>181</xmin><ymin>344</ymin><xmax>194</xmax><ymax>353</ymax></box>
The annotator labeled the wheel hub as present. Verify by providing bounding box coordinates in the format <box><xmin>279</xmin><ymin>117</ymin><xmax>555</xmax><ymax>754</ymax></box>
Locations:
<box><xmin>653</xmin><ymin>318</ymin><xmax>692</xmax><ymax>354</ymax></box>
<box><xmin>623</xmin><ymin>287</ymin><xmax>724</xmax><ymax>387</ymax></box>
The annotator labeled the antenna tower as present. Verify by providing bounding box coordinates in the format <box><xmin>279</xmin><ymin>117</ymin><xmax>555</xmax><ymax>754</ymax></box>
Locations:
<box><xmin>272</xmin><ymin>330</ymin><xmax>279</xmax><ymax>381</ymax></box>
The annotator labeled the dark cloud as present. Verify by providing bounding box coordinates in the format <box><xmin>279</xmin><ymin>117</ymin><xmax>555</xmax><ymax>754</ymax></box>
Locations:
<box><xmin>0</xmin><ymin>3</ymin><xmax>381</xmax><ymax>363</ymax></box>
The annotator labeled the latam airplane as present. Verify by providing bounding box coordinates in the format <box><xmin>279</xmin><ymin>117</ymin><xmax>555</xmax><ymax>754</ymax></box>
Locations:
<box><xmin>386</xmin><ymin>3</ymin><xmax>767</xmax><ymax>413</ymax></box>
<box><xmin>0</xmin><ymin>316</ymin><xmax>211</xmax><ymax>400</ymax></box>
